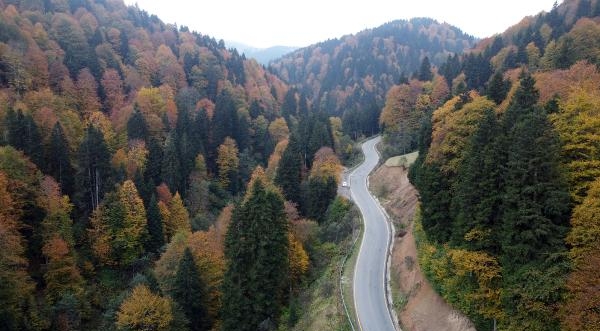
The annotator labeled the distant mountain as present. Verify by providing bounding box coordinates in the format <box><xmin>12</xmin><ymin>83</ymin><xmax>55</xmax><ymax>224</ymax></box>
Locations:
<box><xmin>268</xmin><ymin>18</ymin><xmax>476</xmax><ymax>136</ymax></box>
<box><xmin>226</xmin><ymin>41</ymin><xmax>298</xmax><ymax>65</ymax></box>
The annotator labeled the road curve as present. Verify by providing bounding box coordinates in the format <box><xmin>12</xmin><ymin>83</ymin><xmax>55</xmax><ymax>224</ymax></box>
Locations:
<box><xmin>350</xmin><ymin>136</ymin><xmax>397</xmax><ymax>331</ymax></box>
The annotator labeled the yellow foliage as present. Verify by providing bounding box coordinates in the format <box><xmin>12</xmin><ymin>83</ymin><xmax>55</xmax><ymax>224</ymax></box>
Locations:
<box><xmin>310</xmin><ymin>147</ymin><xmax>342</xmax><ymax>183</ymax></box>
<box><xmin>567</xmin><ymin>177</ymin><xmax>600</xmax><ymax>266</ymax></box>
<box><xmin>427</xmin><ymin>93</ymin><xmax>495</xmax><ymax>175</ymax></box>
<box><xmin>551</xmin><ymin>87</ymin><xmax>600</xmax><ymax>202</ymax></box>
<box><xmin>154</xmin><ymin>227</ymin><xmax>225</xmax><ymax>322</ymax></box>
<box><xmin>288</xmin><ymin>233</ymin><xmax>309</xmax><ymax>293</ymax></box>
<box><xmin>414</xmin><ymin>207</ymin><xmax>504</xmax><ymax>322</ymax></box>
<box><xmin>266</xmin><ymin>139</ymin><xmax>288</xmax><ymax>179</ymax></box>
<box><xmin>163</xmin><ymin>192</ymin><xmax>191</xmax><ymax>241</ymax></box>
<box><xmin>216</xmin><ymin>137</ymin><xmax>239</xmax><ymax>189</ymax></box>
<box><xmin>268</xmin><ymin>117</ymin><xmax>290</xmax><ymax>142</ymax></box>
<box><xmin>88</xmin><ymin>111</ymin><xmax>119</xmax><ymax>151</ymax></box>
<box><xmin>244</xmin><ymin>166</ymin><xmax>283</xmax><ymax>203</ymax></box>
<box><xmin>116</xmin><ymin>285</ymin><xmax>173</xmax><ymax>331</ymax></box>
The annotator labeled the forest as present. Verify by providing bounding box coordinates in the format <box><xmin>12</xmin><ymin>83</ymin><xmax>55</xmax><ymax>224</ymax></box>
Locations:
<box><xmin>1</xmin><ymin>0</ymin><xmax>600</xmax><ymax>330</ymax></box>
<box><xmin>377</xmin><ymin>0</ymin><xmax>600</xmax><ymax>329</ymax></box>
<box><xmin>269</xmin><ymin>18</ymin><xmax>475</xmax><ymax>139</ymax></box>
<box><xmin>0</xmin><ymin>0</ymin><xmax>359</xmax><ymax>330</ymax></box>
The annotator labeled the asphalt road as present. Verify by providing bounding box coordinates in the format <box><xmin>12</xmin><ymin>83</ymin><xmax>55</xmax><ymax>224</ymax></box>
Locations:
<box><xmin>350</xmin><ymin>135</ymin><xmax>397</xmax><ymax>331</ymax></box>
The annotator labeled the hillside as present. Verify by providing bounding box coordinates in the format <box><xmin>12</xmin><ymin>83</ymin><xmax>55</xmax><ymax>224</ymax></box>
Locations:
<box><xmin>379</xmin><ymin>0</ymin><xmax>600</xmax><ymax>330</ymax></box>
<box><xmin>269</xmin><ymin>18</ymin><xmax>476</xmax><ymax>137</ymax></box>
<box><xmin>226</xmin><ymin>41</ymin><xmax>298</xmax><ymax>65</ymax></box>
<box><xmin>0</xmin><ymin>1</ymin><xmax>357</xmax><ymax>330</ymax></box>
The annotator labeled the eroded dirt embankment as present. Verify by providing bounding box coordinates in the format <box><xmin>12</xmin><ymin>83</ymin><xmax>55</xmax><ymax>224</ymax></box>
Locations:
<box><xmin>370</xmin><ymin>164</ymin><xmax>475</xmax><ymax>331</ymax></box>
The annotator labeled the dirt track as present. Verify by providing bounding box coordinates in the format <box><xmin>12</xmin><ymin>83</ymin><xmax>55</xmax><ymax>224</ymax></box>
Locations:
<box><xmin>370</xmin><ymin>164</ymin><xmax>476</xmax><ymax>331</ymax></box>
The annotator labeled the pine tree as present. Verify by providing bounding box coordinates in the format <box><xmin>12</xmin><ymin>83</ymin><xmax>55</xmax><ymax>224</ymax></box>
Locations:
<box><xmin>307</xmin><ymin>121</ymin><xmax>333</xmax><ymax>166</ymax></box>
<box><xmin>486</xmin><ymin>72</ymin><xmax>510</xmax><ymax>105</ymax></box>
<box><xmin>281</xmin><ymin>88</ymin><xmax>297</xmax><ymax>121</ymax></box>
<box><xmin>47</xmin><ymin>122</ymin><xmax>75</xmax><ymax>196</ymax></box>
<box><xmin>6</xmin><ymin>109</ymin><xmax>43</xmax><ymax>168</ymax></box>
<box><xmin>499</xmin><ymin>74</ymin><xmax>570</xmax><ymax>266</ymax></box>
<box><xmin>127</xmin><ymin>105</ymin><xmax>149</xmax><ymax>141</ymax></box>
<box><xmin>305</xmin><ymin>176</ymin><xmax>337</xmax><ymax>222</ymax></box>
<box><xmin>222</xmin><ymin>177</ymin><xmax>289</xmax><ymax>331</ymax></box>
<box><xmin>173</xmin><ymin>248</ymin><xmax>209</xmax><ymax>331</ymax></box>
<box><xmin>418</xmin><ymin>56</ymin><xmax>433</xmax><ymax>81</ymax></box>
<box><xmin>276</xmin><ymin>132</ymin><xmax>303</xmax><ymax>205</ymax></box>
<box><xmin>145</xmin><ymin>138</ymin><xmax>163</xmax><ymax>186</ymax></box>
<box><xmin>161</xmin><ymin>132</ymin><xmax>182</xmax><ymax>193</ymax></box>
<box><xmin>75</xmin><ymin>125</ymin><xmax>112</xmax><ymax>217</ymax></box>
<box><xmin>451</xmin><ymin>109</ymin><xmax>503</xmax><ymax>252</ymax></box>
<box><xmin>145</xmin><ymin>194</ymin><xmax>164</xmax><ymax>253</ymax></box>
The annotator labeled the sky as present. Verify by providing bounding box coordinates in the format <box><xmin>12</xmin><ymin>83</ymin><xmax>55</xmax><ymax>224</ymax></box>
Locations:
<box><xmin>123</xmin><ymin>0</ymin><xmax>560</xmax><ymax>48</ymax></box>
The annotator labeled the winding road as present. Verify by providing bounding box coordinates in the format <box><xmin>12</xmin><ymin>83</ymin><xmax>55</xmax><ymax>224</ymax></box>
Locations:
<box><xmin>350</xmin><ymin>135</ymin><xmax>397</xmax><ymax>331</ymax></box>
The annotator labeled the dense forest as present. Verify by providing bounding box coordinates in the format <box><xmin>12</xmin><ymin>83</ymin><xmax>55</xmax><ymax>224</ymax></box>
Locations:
<box><xmin>376</xmin><ymin>0</ymin><xmax>600</xmax><ymax>329</ymax></box>
<box><xmin>2</xmin><ymin>0</ymin><xmax>600</xmax><ymax>330</ymax></box>
<box><xmin>0</xmin><ymin>0</ymin><xmax>359</xmax><ymax>330</ymax></box>
<box><xmin>269</xmin><ymin>18</ymin><xmax>475</xmax><ymax>139</ymax></box>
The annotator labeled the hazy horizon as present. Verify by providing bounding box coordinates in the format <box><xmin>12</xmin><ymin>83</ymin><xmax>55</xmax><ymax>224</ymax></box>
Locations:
<box><xmin>124</xmin><ymin>0</ymin><xmax>559</xmax><ymax>48</ymax></box>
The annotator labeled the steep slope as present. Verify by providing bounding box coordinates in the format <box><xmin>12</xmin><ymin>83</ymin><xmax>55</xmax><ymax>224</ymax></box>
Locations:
<box><xmin>379</xmin><ymin>1</ymin><xmax>600</xmax><ymax>330</ymax></box>
<box><xmin>269</xmin><ymin>18</ymin><xmax>475</xmax><ymax>136</ymax></box>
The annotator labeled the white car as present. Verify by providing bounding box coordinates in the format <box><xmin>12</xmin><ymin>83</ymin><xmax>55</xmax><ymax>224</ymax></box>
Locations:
<box><xmin>342</xmin><ymin>181</ymin><xmax>348</xmax><ymax>187</ymax></box>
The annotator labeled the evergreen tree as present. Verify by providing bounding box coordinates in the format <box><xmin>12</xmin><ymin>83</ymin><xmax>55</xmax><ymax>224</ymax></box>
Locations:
<box><xmin>281</xmin><ymin>89</ymin><xmax>297</xmax><ymax>121</ymax></box>
<box><xmin>75</xmin><ymin>125</ymin><xmax>112</xmax><ymax>217</ymax></box>
<box><xmin>499</xmin><ymin>74</ymin><xmax>570</xmax><ymax>266</ymax></box>
<box><xmin>47</xmin><ymin>122</ymin><xmax>75</xmax><ymax>196</ymax></box>
<box><xmin>418</xmin><ymin>56</ymin><xmax>433</xmax><ymax>81</ymax></box>
<box><xmin>500</xmin><ymin>110</ymin><xmax>570</xmax><ymax>265</ymax></box>
<box><xmin>212</xmin><ymin>90</ymin><xmax>239</xmax><ymax>152</ymax></box>
<box><xmin>222</xmin><ymin>178</ymin><xmax>289</xmax><ymax>331</ymax></box>
<box><xmin>486</xmin><ymin>72</ymin><xmax>511</xmax><ymax>105</ymax></box>
<box><xmin>145</xmin><ymin>137</ymin><xmax>163</xmax><ymax>186</ymax></box>
<box><xmin>173</xmin><ymin>248</ymin><xmax>209</xmax><ymax>331</ymax></box>
<box><xmin>127</xmin><ymin>105</ymin><xmax>149</xmax><ymax>141</ymax></box>
<box><xmin>307</xmin><ymin>121</ymin><xmax>333</xmax><ymax>166</ymax></box>
<box><xmin>305</xmin><ymin>176</ymin><xmax>338</xmax><ymax>222</ymax></box>
<box><xmin>161</xmin><ymin>132</ymin><xmax>182</xmax><ymax>193</ymax></box>
<box><xmin>275</xmin><ymin>132</ymin><xmax>303</xmax><ymax>205</ymax></box>
<box><xmin>145</xmin><ymin>194</ymin><xmax>164</xmax><ymax>253</ymax></box>
<box><xmin>451</xmin><ymin>109</ymin><xmax>504</xmax><ymax>252</ymax></box>
<box><xmin>6</xmin><ymin>109</ymin><xmax>43</xmax><ymax>168</ymax></box>
<box><xmin>298</xmin><ymin>92</ymin><xmax>309</xmax><ymax>117</ymax></box>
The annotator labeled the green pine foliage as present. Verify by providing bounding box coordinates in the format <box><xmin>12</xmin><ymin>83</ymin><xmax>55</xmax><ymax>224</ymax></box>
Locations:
<box><xmin>173</xmin><ymin>248</ymin><xmax>210</xmax><ymax>331</ymax></box>
<box><xmin>145</xmin><ymin>194</ymin><xmax>165</xmax><ymax>253</ymax></box>
<box><xmin>450</xmin><ymin>108</ymin><xmax>503</xmax><ymax>253</ymax></box>
<box><xmin>47</xmin><ymin>122</ymin><xmax>75</xmax><ymax>196</ymax></box>
<box><xmin>276</xmin><ymin>133</ymin><xmax>303</xmax><ymax>205</ymax></box>
<box><xmin>411</xmin><ymin>73</ymin><xmax>573</xmax><ymax>329</ymax></box>
<box><xmin>222</xmin><ymin>179</ymin><xmax>289</xmax><ymax>331</ymax></box>
<box><xmin>75</xmin><ymin>125</ymin><xmax>112</xmax><ymax>217</ymax></box>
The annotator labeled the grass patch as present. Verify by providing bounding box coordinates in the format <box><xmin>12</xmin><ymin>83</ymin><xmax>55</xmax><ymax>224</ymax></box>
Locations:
<box><xmin>285</xmin><ymin>206</ymin><xmax>362</xmax><ymax>331</ymax></box>
<box><xmin>384</xmin><ymin>151</ymin><xmax>419</xmax><ymax>168</ymax></box>
<box><xmin>341</xmin><ymin>220</ymin><xmax>362</xmax><ymax>330</ymax></box>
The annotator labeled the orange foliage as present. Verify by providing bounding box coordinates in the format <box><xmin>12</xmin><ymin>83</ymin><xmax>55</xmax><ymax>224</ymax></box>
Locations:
<box><xmin>561</xmin><ymin>249</ymin><xmax>600</xmax><ymax>331</ymax></box>
<box><xmin>76</xmin><ymin>68</ymin><xmax>101</xmax><ymax>118</ymax></box>
<box><xmin>101</xmin><ymin>68</ymin><xmax>125</xmax><ymax>114</ymax></box>
<box><xmin>535</xmin><ymin>61</ymin><xmax>600</xmax><ymax>104</ymax></box>
<box><xmin>196</xmin><ymin>98</ymin><xmax>216</xmax><ymax>119</ymax></box>
<box><xmin>156</xmin><ymin>183</ymin><xmax>173</xmax><ymax>204</ymax></box>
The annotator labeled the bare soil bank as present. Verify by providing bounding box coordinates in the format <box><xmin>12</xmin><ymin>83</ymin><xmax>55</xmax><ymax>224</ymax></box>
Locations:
<box><xmin>370</xmin><ymin>164</ymin><xmax>476</xmax><ymax>331</ymax></box>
